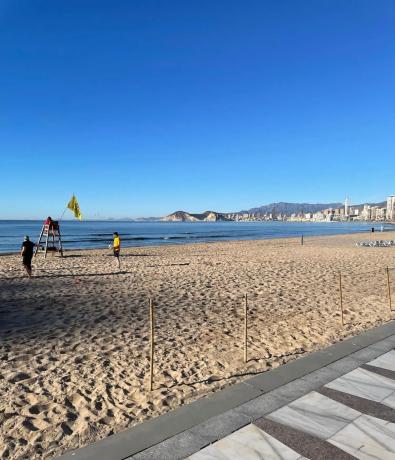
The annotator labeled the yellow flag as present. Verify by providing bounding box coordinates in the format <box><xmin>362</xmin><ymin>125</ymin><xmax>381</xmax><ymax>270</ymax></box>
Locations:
<box><xmin>67</xmin><ymin>195</ymin><xmax>82</xmax><ymax>220</ymax></box>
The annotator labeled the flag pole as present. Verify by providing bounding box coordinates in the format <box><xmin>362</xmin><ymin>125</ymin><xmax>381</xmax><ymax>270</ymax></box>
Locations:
<box><xmin>59</xmin><ymin>193</ymin><xmax>74</xmax><ymax>222</ymax></box>
<box><xmin>58</xmin><ymin>207</ymin><xmax>68</xmax><ymax>223</ymax></box>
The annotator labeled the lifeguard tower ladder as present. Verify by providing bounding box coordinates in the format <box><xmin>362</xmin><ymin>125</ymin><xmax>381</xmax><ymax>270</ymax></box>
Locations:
<box><xmin>35</xmin><ymin>221</ymin><xmax>64</xmax><ymax>258</ymax></box>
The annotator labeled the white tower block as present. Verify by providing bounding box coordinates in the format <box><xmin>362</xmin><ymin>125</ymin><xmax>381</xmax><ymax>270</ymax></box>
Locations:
<box><xmin>344</xmin><ymin>196</ymin><xmax>349</xmax><ymax>217</ymax></box>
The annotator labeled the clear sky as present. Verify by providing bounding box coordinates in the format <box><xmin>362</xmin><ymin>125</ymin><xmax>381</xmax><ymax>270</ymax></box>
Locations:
<box><xmin>0</xmin><ymin>0</ymin><xmax>394</xmax><ymax>219</ymax></box>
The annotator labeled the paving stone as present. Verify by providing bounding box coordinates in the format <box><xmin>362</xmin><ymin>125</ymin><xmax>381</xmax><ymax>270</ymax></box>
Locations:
<box><xmin>368</xmin><ymin>334</ymin><xmax>395</xmax><ymax>352</ymax></box>
<box><xmin>325</xmin><ymin>356</ymin><xmax>361</xmax><ymax>375</ymax></box>
<box><xmin>268</xmin><ymin>376</ymin><xmax>318</xmax><ymax>402</ymax></box>
<box><xmin>245</xmin><ymin>349</ymin><xmax>334</xmax><ymax>392</ymax></box>
<box><xmin>351</xmin><ymin>325</ymin><xmax>395</xmax><ymax>348</ymax></box>
<box><xmin>349</xmin><ymin>345</ymin><xmax>388</xmax><ymax>363</ymax></box>
<box><xmin>234</xmin><ymin>390</ymin><xmax>291</xmax><ymax>420</ymax></box>
<box><xmin>254</xmin><ymin>417</ymin><xmax>355</xmax><ymax>460</ymax></box>
<box><xmin>130</xmin><ymin>430</ymin><xmax>210</xmax><ymax>460</ymax></box>
<box><xmin>189</xmin><ymin>423</ymin><xmax>305</xmax><ymax>460</ymax></box>
<box><xmin>188</xmin><ymin>408</ymin><xmax>251</xmax><ymax>442</ymax></box>
<box><xmin>300</xmin><ymin>366</ymin><xmax>341</xmax><ymax>388</ymax></box>
<box><xmin>317</xmin><ymin>338</ymin><xmax>361</xmax><ymax>359</ymax></box>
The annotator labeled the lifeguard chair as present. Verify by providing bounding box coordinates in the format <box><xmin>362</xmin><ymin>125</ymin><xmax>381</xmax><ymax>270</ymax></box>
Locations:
<box><xmin>35</xmin><ymin>219</ymin><xmax>64</xmax><ymax>258</ymax></box>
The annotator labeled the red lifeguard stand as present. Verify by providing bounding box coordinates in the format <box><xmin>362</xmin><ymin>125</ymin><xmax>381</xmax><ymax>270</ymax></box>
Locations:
<box><xmin>35</xmin><ymin>220</ymin><xmax>64</xmax><ymax>258</ymax></box>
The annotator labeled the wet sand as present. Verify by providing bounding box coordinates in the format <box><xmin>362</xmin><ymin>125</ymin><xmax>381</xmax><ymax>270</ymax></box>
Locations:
<box><xmin>1</xmin><ymin>231</ymin><xmax>395</xmax><ymax>458</ymax></box>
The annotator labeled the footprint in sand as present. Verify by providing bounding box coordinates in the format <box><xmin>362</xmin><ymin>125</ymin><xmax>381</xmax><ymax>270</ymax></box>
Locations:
<box><xmin>28</xmin><ymin>404</ymin><xmax>48</xmax><ymax>415</ymax></box>
<box><xmin>97</xmin><ymin>416</ymin><xmax>112</xmax><ymax>425</ymax></box>
<box><xmin>94</xmin><ymin>400</ymin><xmax>103</xmax><ymax>411</ymax></box>
<box><xmin>60</xmin><ymin>422</ymin><xmax>73</xmax><ymax>436</ymax></box>
<box><xmin>74</xmin><ymin>356</ymin><xmax>86</xmax><ymax>364</ymax></box>
<box><xmin>66</xmin><ymin>411</ymin><xmax>78</xmax><ymax>422</ymax></box>
<box><xmin>9</xmin><ymin>372</ymin><xmax>31</xmax><ymax>384</ymax></box>
<box><xmin>22</xmin><ymin>418</ymin><xmax>49</xmax><ymax>431</ymax></box>
<box><xmin>22</xmin><ymin>420</ymin><xmax>39</xmax><ymax>432</ymax></box>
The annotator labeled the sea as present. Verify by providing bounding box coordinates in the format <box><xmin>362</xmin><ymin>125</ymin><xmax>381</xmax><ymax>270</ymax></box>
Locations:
<box><xmin>0</xmin><ymin>220</ymin><xmax>393</xmax><ymax>254</ymax></box>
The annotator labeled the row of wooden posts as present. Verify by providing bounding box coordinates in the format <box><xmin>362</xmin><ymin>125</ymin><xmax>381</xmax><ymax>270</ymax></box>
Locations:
<box><xmin>148</xmin><ymin>267</ymin><xmax>393</xmax><ymax>391</ymax></box>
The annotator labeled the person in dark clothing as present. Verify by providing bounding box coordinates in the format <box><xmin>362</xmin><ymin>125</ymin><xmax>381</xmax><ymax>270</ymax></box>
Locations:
<box><xmin>21</xmin><ymin>236</ymin><xmax>38</xmax><ymax>278</ymax></box>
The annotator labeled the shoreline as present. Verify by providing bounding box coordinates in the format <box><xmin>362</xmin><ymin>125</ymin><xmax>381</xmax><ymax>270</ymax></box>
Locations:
<box><xmin>1</xmin><ymin>224</ymin><xmax>393</xmax><ymax>257</ymax></box>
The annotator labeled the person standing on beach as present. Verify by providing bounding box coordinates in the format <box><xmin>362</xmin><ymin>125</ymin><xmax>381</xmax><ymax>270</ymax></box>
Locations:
<box><xmin>21</xmin><ymin>236</ymin><xmax>38</xmax><ymax>278</ymax></box>
<box><xmin>113</xmin><ymin>232</ymin><xmax>121</xmax><ymax>269</ymax></box>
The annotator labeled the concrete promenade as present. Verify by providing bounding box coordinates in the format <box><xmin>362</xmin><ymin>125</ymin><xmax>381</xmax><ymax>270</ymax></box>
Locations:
<box><xmin>59</xmin><ymin>320</ymin><xmax>395</xmax><ymax>459</ymax></box>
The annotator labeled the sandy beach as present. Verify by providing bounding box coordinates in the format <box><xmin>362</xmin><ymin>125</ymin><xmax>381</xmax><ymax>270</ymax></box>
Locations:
<box><xmin>1</xmin><ymin>231</ymin><xmax>395</xmax><ymax>459</ymax></box>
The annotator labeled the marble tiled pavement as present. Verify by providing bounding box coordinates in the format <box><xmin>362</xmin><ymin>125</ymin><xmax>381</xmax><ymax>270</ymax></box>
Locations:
<box><xmin>60</xmin><ymin>322</ymin><xmax>395</xmax><ymax>460</ymax></box>
<box><xmin>188</xmin><ymin>350</ymin><xmax>395</xmax><ymax>459</ymax></box>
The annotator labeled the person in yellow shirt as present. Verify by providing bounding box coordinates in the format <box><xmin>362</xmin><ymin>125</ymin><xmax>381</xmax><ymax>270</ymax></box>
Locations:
<box><xmin>113</xmin><ymin>232</ymin><xmax>121</xmax><ymax>269</ymax></box>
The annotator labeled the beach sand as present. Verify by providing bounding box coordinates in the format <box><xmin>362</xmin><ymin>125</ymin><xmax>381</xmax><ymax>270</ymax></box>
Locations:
<box><xmin>1</xmin><ymin>231</ymin><xmax>395</xmax><ymax>459</ymax></box>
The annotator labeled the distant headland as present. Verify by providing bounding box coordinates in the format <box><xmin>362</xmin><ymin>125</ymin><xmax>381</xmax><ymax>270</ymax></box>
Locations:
<box><xmin>162</xmin><ymin>211</ymin><xmax>230</xmax><ymax>222</ymax></box>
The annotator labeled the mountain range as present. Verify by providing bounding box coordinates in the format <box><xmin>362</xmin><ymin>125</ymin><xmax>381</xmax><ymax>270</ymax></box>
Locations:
<box><xmin>241</xmin><ymin>202</ymin><xmax>343</xmax><ymax>215</ymax></box>
<box><xmin>242</xmin><ymin>201</ymin><xmax>386</xmax><ymax>215</ymax></box>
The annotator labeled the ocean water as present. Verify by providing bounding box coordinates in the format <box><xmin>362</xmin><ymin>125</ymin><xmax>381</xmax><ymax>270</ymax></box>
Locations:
<box><xmin>0</xmin><ymin>220</ymin><xmax>392</xmax><ymax>254</ymax></box>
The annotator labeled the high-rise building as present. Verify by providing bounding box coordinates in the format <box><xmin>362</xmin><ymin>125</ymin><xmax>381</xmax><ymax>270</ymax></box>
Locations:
<box><xmin>344</xmin><ymin>196</ymin><xmax>349</xmax><ymax>217</ymax></box>
<box><xmin>362</xmin><ymin>204</ymin><xmax>371</xmax><ymax>221</ymax></box>
<box><xmin>387</xmin><ymin>195</ymin><xmax>395</xmax><ymax>221</ymax></box>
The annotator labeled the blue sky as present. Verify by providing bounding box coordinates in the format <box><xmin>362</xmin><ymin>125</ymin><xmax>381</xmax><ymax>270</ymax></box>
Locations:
<box><xmin>0</xmin><ymin>0</ymin><xmax>394</xmax><ymax>219</ymax></box>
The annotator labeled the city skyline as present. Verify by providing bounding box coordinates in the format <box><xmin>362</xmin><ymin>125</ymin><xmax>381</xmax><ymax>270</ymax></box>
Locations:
<box><xmin>163</xmin><ymin>194</ymin><xmax>395</xmax><ymax>222</ymax></box>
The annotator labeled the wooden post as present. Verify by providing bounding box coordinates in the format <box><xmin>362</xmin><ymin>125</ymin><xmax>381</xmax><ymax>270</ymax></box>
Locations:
<box><xmin>149</xmin><ymin>298</ymin><xmax>155</xmax><ymax>391</ymax></box>
<box><xmin>339</xmin><ymin>272</ymin><xmax>344</xmax><ymax>327</ymax></box>
<box><xmin>244</xmin><ymin>293</ymin><xmax>248</xmax><ymax>363</ymax></box>
<box><xmin>387</xmin><ymin>267</ymin><xmax>392</xmax><ymax>311</ymax></box>
<box><xmin>301</xmin><ymin>235</ymin><xmax>304</xmax><ymax>246</ymax></box>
